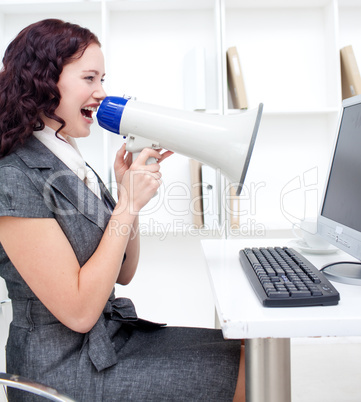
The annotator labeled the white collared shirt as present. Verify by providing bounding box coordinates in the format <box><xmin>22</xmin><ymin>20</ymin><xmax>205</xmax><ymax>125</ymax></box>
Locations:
<box><xmin>33</xmin><ymin>126</ymin><xmax>101</xmax><ymax>199</ymax></box>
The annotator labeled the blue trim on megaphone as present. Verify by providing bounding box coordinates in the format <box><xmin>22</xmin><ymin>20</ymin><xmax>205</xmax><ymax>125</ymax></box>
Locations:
<box><xmin>97</xmin><ymin>96</ymin><xmax>129</xmax><ymax>134</ymax></box>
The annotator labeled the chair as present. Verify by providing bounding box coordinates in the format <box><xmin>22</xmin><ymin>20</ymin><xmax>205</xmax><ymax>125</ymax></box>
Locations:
<box><xmin>0</xmin><ymin>289</ymin><xmax>11</xmax><ymax>402</ymax></box>
<box><xmin>0</xmin><ymin>288</ymin><xmax>75</xmax><ymax>402</ymax></box>
<box><xmin>0</xmin><ymin>373</ymin><xmax>75</xmax><ymax>402</ymax></box>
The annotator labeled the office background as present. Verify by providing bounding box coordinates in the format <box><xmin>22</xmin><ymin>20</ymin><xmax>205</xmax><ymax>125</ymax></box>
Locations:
<box><xmin>0</xmin><ymin>1</ymin><xmax>361</xmax><ymax>401</ymax></box>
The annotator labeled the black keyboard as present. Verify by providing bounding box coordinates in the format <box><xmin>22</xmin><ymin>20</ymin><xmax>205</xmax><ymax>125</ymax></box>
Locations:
<box><xmin>239</xmin><ymin>247</ymin><xmax>340</xmax><ymax>307</ymax></box>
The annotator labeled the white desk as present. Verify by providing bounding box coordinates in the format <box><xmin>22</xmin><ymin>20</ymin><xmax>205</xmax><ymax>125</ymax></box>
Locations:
<box><xmin>201</xmin><ymin>238</ymin><xmax>361</xmax><ymax>402</ymax></box>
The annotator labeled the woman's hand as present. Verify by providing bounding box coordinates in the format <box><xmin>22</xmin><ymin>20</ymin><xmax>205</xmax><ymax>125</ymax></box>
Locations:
<box><xmin>115</xmin><ymin>146</ymin><xmax>173</xmax><ymax>213</ymax></box>
<box><xmin>114</xmin><ymin>143</ymin><xmax>133</xmax><ymax>189</ymax></box>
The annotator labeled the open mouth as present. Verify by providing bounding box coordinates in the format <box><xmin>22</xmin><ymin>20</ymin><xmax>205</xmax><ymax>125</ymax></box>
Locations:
<box><xmin>81</xmin><ymin>106</ymin><xmax>97</xmax><ymax>121</ymax></box>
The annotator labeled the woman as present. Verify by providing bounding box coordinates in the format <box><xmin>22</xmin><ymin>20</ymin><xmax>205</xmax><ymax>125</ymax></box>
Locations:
<box><xmin>0</xmin><ymin>19</ymin><xmax>244</xmax><ymax>401</ymax></box>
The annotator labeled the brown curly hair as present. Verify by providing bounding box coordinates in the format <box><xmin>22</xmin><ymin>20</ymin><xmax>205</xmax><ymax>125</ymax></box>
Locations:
<box><xmin>0</xmin><ymin>19</ymin><xmax>100</xmax><ymax>157</ymax></box>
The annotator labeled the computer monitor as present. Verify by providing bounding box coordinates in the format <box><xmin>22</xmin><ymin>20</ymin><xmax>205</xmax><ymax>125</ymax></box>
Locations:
<box><xmin>318</xmin><ymin>94</ymin><xmax>361</xmax><ymax>285</ymax></box>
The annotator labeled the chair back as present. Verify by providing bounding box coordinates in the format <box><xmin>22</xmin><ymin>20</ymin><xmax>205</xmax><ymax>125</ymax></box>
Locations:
<box><xmin>0</xmin><ymin>278</ymin><xmax>12</xmax><ymax>402</ymax></box>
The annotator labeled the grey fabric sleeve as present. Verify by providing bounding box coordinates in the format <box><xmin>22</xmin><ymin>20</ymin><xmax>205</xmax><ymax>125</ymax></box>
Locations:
<box><xmin>0</xmin><ymin>166</ymin><xmax>54</xmax><ymax>218</ymax></box>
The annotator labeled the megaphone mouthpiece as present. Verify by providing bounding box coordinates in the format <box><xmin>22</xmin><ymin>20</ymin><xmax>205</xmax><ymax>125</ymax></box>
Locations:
<box><xmin>97</xmin><ymin>96</ymin><xmax>129</xmax><ymax>134</ymax></box>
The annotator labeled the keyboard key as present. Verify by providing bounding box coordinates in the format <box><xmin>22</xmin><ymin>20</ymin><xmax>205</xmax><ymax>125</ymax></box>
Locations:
<box><xmin>290</xmin><ymin>290</ymin><xmax>312</xmax><ymax>297</ymax></box>
<box><xmin>268</xmin><ymin>291</ymin><xmax>289</xmax><ymax>298</ymax></box>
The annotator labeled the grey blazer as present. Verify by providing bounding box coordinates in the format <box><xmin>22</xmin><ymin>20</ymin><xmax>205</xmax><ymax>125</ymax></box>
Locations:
<box><xmin>0</xmin><ymin>136</ymin><xmax>155</xmax><ymax>400</ymax></box>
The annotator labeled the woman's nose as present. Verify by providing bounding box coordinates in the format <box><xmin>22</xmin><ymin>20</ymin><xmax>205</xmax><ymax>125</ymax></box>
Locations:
<box><xmin>94</xmin><ymin>84</ymin><xmax>107</xmax><ymax>102</ymax></box>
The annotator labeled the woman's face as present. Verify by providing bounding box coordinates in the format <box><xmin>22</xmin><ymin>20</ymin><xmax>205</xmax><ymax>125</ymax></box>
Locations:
<box><xmin>43</xmin><ymin>43</ymin><xmax>106</xmax><ymax>140</ymax></box>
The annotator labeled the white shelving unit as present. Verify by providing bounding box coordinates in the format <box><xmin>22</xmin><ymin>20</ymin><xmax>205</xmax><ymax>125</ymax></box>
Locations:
<box><xmin>222</xmin><ymin>0</ymin><xmax>343</xmax><ymax>234</ymax></box>
<box><xmin>0</xmin><ymin>0</ymin><xmax>354</xmax><ymax>234</ymax></box>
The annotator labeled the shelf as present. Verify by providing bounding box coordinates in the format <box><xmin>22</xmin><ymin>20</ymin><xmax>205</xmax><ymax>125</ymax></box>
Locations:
<box><xmin>261</xmin><ymin>107</ymin><xmax>340</xmax><ymax>116</ymax></box>
<box><xmin>338</xmin><ymin>0</ymin><xmax>361</xmax><ymax>7</ymax></box>
<box><xmin>0</xmin><ymin>1</ymin><xmax>101</xmax><ymax>14</ymax></box>
<box><xmin>105</xmin><ymin>0</ymin><xmax>215</xmax><ymax>11</ymax></box>
<box><xmin>0</xmin><ymin>0</ymin><xmax>340</xmax><ymax>10</ymax></box>
<box><xmin>225</xmin><ymin>0</ymin><xmax>335</xmax><ymax>9</ymax></box>
<box><xmin>0</xmin><ymin>0</ymin><xmax>216</xmax><ymax>12</ymax></box>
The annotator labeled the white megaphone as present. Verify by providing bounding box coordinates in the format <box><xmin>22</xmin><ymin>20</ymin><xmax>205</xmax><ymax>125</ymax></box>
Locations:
<box><xmin>97</xmin><ymin>96</ymin><xmax>263</xmax><ymax>196</ymax></box>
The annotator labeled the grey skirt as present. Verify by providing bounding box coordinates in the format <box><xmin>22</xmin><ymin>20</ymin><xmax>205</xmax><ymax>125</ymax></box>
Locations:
<box><xmin>7</xmin><ymin>298</ymin><xmax>241</xmax><ymax>402</ymax></box>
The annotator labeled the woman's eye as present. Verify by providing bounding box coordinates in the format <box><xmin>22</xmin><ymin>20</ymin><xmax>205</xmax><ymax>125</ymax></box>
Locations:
<box><xmin>85</xmin><ymin>76</ymin><xmax>104</xmax><ymax>85</ymax></box>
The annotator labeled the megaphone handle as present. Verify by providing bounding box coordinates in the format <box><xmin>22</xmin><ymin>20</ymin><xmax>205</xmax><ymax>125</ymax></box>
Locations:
<box><xmin>132</xmin><ymin>153</ymin><xmax>159</xmax><ymax>197</ymax></box>
<box><xmin>146</xmin><ymin>157</ymin><xmax>159</xmax><ymax>196</ymax></box>
<box><xmin>146</xmin><ymin>156</ymin><xmax>158</xmax><ymax>165</ymax></box>
<box><xmin>132</xmin><ymin>153</ymin><xmax>157</xmax><ymax>165</ymax></box>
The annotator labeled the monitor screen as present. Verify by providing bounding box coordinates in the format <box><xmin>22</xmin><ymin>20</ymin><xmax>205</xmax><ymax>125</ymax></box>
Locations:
<box><xmin>318</xmin><ymin>95</ymin><xmax>361</xmax><ymax>285</ymax></box>
<box><xmin>321</xmin><ymin>102</ymin><xmax>361</xmax><ymax>231</ymax></box>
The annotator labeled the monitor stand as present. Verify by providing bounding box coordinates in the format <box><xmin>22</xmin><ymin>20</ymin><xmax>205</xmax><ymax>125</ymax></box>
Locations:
<box><xmin>322</xmin><ymin>262</ymin><xmax>361</xmax><ymax>286</ymax></box>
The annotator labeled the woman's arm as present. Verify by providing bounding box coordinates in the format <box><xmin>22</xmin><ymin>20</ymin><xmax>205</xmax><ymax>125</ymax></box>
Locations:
<box><xmin>116</xmin><ymin>215</ymin><xmax>140</xmax><ymax>285</ymax></box>
<box><xmin>0</xmin><ymin>148</ymin><xmax>167</xmax><ymax>333</ymax></box>
<box><xmin>112</xmin><ymin>144</ymin><xmax>140</xmax><ymax>286</ymax></box>
<box><xmin>113</xmin><ymin>144</ymin><xmax>172</xmax><ymax>286</ymax></box>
